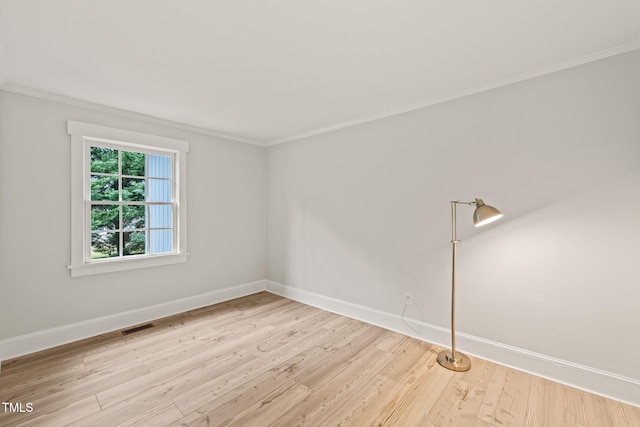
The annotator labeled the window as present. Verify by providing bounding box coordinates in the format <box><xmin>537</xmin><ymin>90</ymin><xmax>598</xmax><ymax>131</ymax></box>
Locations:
<box><xmin>68</xmin><ymin>121</ymin><xmax>188</xmax><ymax>277</ymax></box>
<box><xmin>89</xmin><ymin>145</ymin><xmax>174</xmax><ymax>259</ymax></box>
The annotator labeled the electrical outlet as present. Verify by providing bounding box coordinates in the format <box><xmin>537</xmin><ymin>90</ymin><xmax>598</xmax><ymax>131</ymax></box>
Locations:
<box><xmin>405</xmin><ymin>292</ymin><xmax>413</xmax><ymax>306</ymax></box>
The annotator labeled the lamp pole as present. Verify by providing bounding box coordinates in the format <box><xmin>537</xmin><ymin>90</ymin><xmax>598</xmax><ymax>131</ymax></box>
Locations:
<box><xmin>450</xmin><ymin>201</ymin><xmax>459</xmax><ymax>362</ymax></box>
<box><xmin>437</xmin><ymin>201</ymin><xmax>473</xmax><ymax>371</ymax></box>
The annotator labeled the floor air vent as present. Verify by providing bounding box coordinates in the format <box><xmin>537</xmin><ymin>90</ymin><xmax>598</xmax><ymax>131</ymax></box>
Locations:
<box><xmin>121</xmin><ymin>323</ymin><xmax>155</xmax><ymax>335</ymax></box>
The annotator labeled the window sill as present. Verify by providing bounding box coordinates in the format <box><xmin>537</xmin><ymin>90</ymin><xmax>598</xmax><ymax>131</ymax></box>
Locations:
<box><xmin>68</xmin><ymin>253</ymin><xmax>188</xmax><ymax>277</ymax></box>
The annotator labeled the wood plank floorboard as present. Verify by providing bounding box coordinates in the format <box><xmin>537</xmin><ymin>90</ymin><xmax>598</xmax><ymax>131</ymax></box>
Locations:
<box><xmin>1</xmin><ymin>292</ymin><xmax>639</xmax><ymax>426</ymax></box>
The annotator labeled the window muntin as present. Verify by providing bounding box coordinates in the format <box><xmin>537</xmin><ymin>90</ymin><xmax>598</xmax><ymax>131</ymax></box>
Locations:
<box><xmin>87</xmin><ymin>143</ymin><xmax>175</xmax><ymax>261</ymax></box>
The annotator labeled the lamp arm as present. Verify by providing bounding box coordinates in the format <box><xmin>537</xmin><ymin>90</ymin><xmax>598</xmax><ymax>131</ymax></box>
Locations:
<box><xmin>450</xmin><ymin>200</ymin><xmax>476</xmax><ymax>241</ymax></box>
<box><xmin>450</xmin><ymin>200</ymin><xmax>478</xmax><ymax>206</ymax></box>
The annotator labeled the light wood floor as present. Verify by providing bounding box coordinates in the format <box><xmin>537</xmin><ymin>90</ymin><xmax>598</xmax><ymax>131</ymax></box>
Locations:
<box><xmin>1</xmin><ymin>292</ymin><xmax>638</xmax><ymax>426</ymax></box>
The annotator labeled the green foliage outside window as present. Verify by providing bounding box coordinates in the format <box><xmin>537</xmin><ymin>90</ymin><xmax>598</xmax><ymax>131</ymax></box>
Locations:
<box><xmin>90</xmin><ymin>147</ymin><xmax>146</xmax><ymax>259</ymax></box>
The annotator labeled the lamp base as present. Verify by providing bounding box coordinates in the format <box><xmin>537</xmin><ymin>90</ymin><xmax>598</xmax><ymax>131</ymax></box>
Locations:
<box><xmin>437</xmin><ymin>350</ymin><xmax>471</xmax><ymax>372</ymax></box>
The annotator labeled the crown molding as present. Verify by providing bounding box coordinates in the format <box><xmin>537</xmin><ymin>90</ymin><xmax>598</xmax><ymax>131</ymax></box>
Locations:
<box><xmin>267</xmin><ymin>38</ymin><xmax>640</xmax><ymax>146</ymax></box>
<box><xmin>0</xmin><ymin>83</ymin><xmax>267</xmax><ymax>147</ymax></box>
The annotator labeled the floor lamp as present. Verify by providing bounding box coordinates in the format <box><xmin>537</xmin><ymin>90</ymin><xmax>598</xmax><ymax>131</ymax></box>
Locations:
<box><xmin>437</xmin><ymin>198</ymin><xmax>503</xmax><ymax>372</ymax></box>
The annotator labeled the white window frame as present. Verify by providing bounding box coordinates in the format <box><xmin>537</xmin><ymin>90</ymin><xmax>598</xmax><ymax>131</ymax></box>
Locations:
<box><xmin>68</xmin><ymin>121</ymin><xmax>188</xmax><ymax>277</ymax></box>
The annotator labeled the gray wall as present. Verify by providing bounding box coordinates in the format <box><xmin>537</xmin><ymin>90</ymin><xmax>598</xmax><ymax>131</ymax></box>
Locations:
<box><xmin>0</xmin><ymin>90</ymin><xmax>266</xmax><ymax>339</ymax></box>
<box><xmin>266</xmin><ymin>50</ymin><xmax>640</xmax><ymax>379</ymax></box>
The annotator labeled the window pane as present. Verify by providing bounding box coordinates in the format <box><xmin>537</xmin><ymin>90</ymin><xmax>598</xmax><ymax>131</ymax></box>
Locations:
<box><xmin>122</xmin><ymin>151</ymin><xmax>145</xmax><ymax>176</ymax></box>
<box><xmin>91</xmin><ymin>232</ymin><xmax>120</xmax><ymax>259</ymax></box>
<box><xmin>90</xmin><ymin>147</ymin><xmax>118</xmax><ymax>174</ymax></box>
<box><xmin>150</xmin><ymin>230</ymin><xmax>172</xmax><ymax>254</ymax></box>
<box><xmin>148</xmin><ymin>154</ymin><xmax>171</xmax><ymax>179</ymax></box>
<box><xmin>149</xmin><ymin>205</ymin><xmax>172</xmax><ymax>228</ymax></box>
<box><xmin>91</xmin><ymin>205</ymin><xmax>119</xmax><ymax>230</ymax></box>
<box><xmin>123</xmin><ymin>205</ymin><xmax>146</xmax><ymax>229</ymax></box>
<box><xmin>122</xmin><ymin>178</ymin><xmax>145</xmax><ymax>201</ymax></box>
<box><xmin>148</xmin><ymin>179</ymin><xmax>171</xmax><ymax>202</ymax></box>
<box><xmin>124</xmin><ymin>231</ymin><xmax>146</xmax><ymax>256</ymax></box>
<box><xmin>91</xmin><ymin>175</ymin><xmax>119</xmax><ymax>201</ymax></box>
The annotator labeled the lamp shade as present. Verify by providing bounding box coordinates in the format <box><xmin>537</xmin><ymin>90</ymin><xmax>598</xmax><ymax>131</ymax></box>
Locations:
<box><xmin>473</xmin><ymin>198</ymin><xmax>503</xmax><ymax>227</ymax></box>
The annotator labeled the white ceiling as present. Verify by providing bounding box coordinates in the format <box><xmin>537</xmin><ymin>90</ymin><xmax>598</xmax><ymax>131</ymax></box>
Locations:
<box><xmin>1</xmin><ymin>1</ymin><xmax>639</xmax><ymax>145</ymax></box>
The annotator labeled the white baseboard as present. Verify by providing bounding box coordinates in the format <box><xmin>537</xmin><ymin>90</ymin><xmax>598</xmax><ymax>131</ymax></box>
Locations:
<box><xmin>0</xmin><ymin>280</ymin><xmax>266</xmax><ymax>362</ymax></box>
<box><xmin>265</xmin><ymin>280</ymin><xmax>640</xmax><ymax>408</ymax></box>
